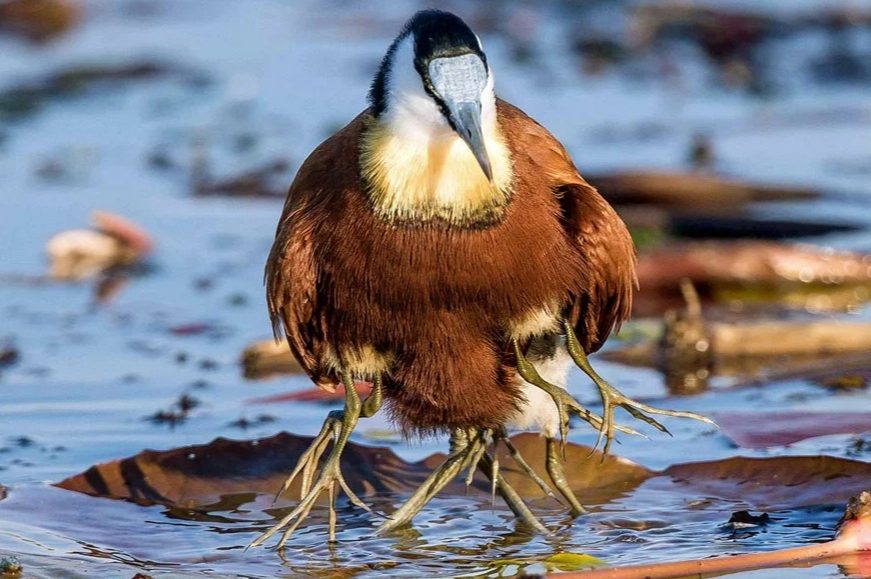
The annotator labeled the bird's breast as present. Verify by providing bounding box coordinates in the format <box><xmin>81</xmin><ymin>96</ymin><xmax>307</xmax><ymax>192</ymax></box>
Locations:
<box><xmin>324</xmin><ymin>188</ymin><xmax>580</xmax><ymax>331</ymax></box>
<box><xmin>358</xmin><ymin>117</ymin><xmax>513</xmax><ymax>227</ymax></box>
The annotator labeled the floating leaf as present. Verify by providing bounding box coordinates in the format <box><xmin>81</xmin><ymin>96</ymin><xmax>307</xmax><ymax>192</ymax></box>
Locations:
<box><xmin>55</xmin><ymin>432</ymin><xmax>436</xmax><ymax>509</ymax></box>
<box><xmin>54</xmin><ymin>431</ymin><xmax>871</xmax><ymax>519</ymax></box>
<box><xmin>489</xmin><ymin>552</ymin><xmax>605</xmax><ymax>575</ymax></box>
<box><xmin>715</xmin><ymin>412</ymin><xmax>871</xmax><ymax>449</ymax></box>
<box><xmin>656</xmin><ymin>455</ymin><xmax>871</xmax><ymax>509</ymax></box>
<box><xmin>54</xmin><ymin>433</ymin><xmax>653</xmax><ymax>511</ymax></box>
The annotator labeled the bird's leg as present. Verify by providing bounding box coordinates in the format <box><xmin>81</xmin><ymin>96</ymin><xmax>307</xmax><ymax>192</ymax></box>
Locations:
<box><xmin>361</xmin><ymin>375</ymin><xmax>383</xmax><ymax>418</ymax></box>
<box><xmin>249</xmin><ymin>371</ymin><xmax>383</xmax><ymax>549</ymax></box>
<box><xmin>564</xmin><ymin>321</ymin><xmax>714</xmax><ymax>455</ymax></box>
<box><xmin>478</xmin><ymin>449</ymin><xmax>549</xmax><ymax>534</ymax></box>
<box><xmin>460</xmin><ymin>429</ymin><xmax>548</xmax><ymax>533</ymax></box>
<box><xmin>377</xmin><ymin>427</ymin><xmax>476</xmax><ymax>534</ymax></box>
<box><xmin>378</xmin><ymin>428</ymin><xmax>549</xmax><ymax>534</ymax></box>
<box><xmin>497</xmin><ymin>428</ymin><xmax>561</xmax><ymax>503</ymax></box>
<box><xmin>512</xmin><ymin>339</ymin><xmax>642</xmax><ymax>458</ymax></box>
<box><xmin>545</xmin><ymin>437</ymin><xmax>585</xmax><ymax>516</ymax></box>
<box><xmin>463</xmin><ymin>428</ymin><xmax>491</xmax><ymax>487</ymax></box>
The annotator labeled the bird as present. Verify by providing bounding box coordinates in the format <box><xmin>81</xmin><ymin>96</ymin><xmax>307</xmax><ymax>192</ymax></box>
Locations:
<box><xmin>252</xmin><ymin>9</ymin><xmax>710</xmax><ymax>547</ymax></box>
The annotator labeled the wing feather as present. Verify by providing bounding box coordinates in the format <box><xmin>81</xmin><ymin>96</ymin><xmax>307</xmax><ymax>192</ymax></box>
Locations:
<box><xmin>264</xmin><ymin>171</ymin><xmax>326</xmax><ymax>383</ymax></box>
<box><xmin>558</xmin><ymin>180</ymin><xmax>637</xmax><ymax>353</ymax></box>
<box><xmin>498</xmin><ymin>100</ymin><xmax>637</xmax><ymax>353</ymax></box>
<box><xmin>264</xmin><ymin>114</ymin><xmax>367</xmax><ymax>385</ymax></box>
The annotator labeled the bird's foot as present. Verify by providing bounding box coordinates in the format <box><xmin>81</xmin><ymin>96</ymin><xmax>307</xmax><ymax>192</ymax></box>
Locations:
<box><xmin>564</xmin><ymin>322</ymin><xmax>714</xmax><ymax>455</ymax></box>
<box><xmin>248</xmin><ymin>372</ymin><xmax>382</xmax><ymax>549</ymax></box>
<box><xmin>513</xmin><ymin>339</ymin><xmax>642</xmax><ymax>458</ymax></box>
<box><xmin>377</xmin><ymin>428</ymin><xmax>486</xmax><ymax>534</ymax></box>
<box><xmin>500</xmin><ymin>430</ymin><xmax>585</xmax><ymax>518</ymax></box>
<box><xmin>545</xmin><ymin>436</ymin><xmax>585</xmax><ymax>516</ymax></box>
<box><xmin>378</xmin><ymin>428</ymin><xmax>548</xmax><ymax>534</ymax></box>
<box><xmin>499</xmin><ymin>429</ymin><xmax>560</xmax><ymax>503</ymax></box>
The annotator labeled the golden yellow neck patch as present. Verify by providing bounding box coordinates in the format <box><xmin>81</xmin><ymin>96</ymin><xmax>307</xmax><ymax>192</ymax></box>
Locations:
<box><xmin>359</xmin><ymin>116</ymin><xmax>513</xmax><ymax>226</ymax></box>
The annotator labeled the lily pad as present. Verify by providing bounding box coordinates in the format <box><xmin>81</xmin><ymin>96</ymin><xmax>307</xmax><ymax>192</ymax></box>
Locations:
<box><xmin>55</xmin><ymin>432</ymin><xmax>654</xmax><ymax>510</ymax></box>
<box><xmin>55</xmin><ymin>432</ymin><xmax>871</xmax><ymax>518</ymax></box>
<box><xmin>656</xmin><ymin>455</ymin><xmax>871</xmax><ymax>509</ymax></box>
<box><xmin>715</xmin><ymin>412</ymin><xmax>871</xmax><ymax>449</ymax></box>
<box><xmin>56</xmin><ymin>432</ymin><xmax>435</xmax><ymax>508</ymax></box>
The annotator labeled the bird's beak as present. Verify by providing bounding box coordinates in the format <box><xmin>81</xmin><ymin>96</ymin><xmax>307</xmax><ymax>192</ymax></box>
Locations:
<box><xmin>449</xmin><ymin>100</ymin><xmax>493</xmax><ymax>183</ymax></box>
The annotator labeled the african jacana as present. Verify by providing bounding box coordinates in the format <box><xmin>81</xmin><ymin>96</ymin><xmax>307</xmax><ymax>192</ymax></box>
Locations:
<box><xmin>253</xmin><ymin>9</ymin><xmax>709</xmax><ymax>547</ymax></box>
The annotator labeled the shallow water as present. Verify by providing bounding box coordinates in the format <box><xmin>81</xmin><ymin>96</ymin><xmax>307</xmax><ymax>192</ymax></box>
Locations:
<box><xmin>2</xmin><ymin>0</ymin><xmax>871</xmax><ymax>577</ymax></box>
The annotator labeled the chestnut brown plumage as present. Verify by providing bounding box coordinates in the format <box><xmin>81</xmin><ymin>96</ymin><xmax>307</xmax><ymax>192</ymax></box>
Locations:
<box><xmin>266</xmin><ymin>100</ymin><xmax>634</xmax><ymax>435</ymax></box>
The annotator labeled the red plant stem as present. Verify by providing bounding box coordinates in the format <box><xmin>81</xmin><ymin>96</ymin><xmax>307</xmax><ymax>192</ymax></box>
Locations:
<box><xmin>553</xmin><ymin>539</ymin><xmax>851</xmax><ymax>579</ymax></box>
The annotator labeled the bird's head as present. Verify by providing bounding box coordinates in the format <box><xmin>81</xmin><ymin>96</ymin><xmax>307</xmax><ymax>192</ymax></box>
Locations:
<box><xmin>369</xmin><ymin>10</ymin><xmax>495</xmax><ymax>182</ymax></box>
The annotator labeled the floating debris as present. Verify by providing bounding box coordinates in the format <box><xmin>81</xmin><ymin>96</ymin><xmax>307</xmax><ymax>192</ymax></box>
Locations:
<box><xmin>0</xmin><ymin>0</ymin><xmax>80</xmax><ymax>43</ymax></box>
<box><xmin>147</xmin><ymin>394</ymin><xmax>201</xmax><ymax>427</ymax></box>
<box><xmin>33</xmin><ymin>146</ymin><xmax>98</xmax><ymax>184</ymax></box>
<box><xmin>590</xmin><ymin>170</ymin><xmax>819</xmax><ymax>209</ymax></box>
<box><xmin>609</xmin><ymin>279</ymin><xmax>871</xmax><ymax>393</ymax></box>
<box><xmin>727</xmin><ymin>510</ymin><xmax>772</xmax><ymax>529</ymax></box>
<box><xmin>0</xmin><ymin>340</ymin><xmax>19</xmax><ymax>369</ymax></box>
<box><xmin>240</xmin><ymin>339</ymin><xmax>303</xmax><ymax>380</ymax></box>
<box><xmin>193</xmin><ymin>158</ymin><xmax>291</xmax><ymax>198</ymax></box>
<box><xmin>167</xmin><ymin>322</ymin><xmax>231</xmax><ymax>340</ymax></box>
<box><xmin>0</xmin><ymin>60</ymin><xmax>209</xmax><ymax>122</ymax></box>
<box><xmin>634</xmin><ymin>241</ymin><xmax>871</xmax><ymax>315</ymax></box>
<box><xmin>46</xmin><ymin>211</ymin><xmax>153</xmax><ymax>281</ymax></box>
<box><xmin>687</xmin><ymin>133</ymin><xmax>715</xmax><ymax>171</ymax></box>
<box><xmin>227</xmin><ymin>415</ymin><xmax>276</xmax><ymax>430</ymax></box>
<box><xmin>0</xmin><ymin>554</ymin><xmax>22</xmax><ymax>577</ymax></box>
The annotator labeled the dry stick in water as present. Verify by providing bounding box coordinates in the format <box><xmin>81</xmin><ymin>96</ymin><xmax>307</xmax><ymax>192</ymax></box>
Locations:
<box><xmin>549</xmin><ymin>491</ymin><xmax>871</xmax><ymax>579</ymax></box>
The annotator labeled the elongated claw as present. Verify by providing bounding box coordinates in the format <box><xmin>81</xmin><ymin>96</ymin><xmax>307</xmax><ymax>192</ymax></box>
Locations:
<box><xmin>513</xmin><ymin>339</ymin><xmax>641</xmax><ymax>456</ymax></box>
<box><xmin>249</xmin><ymin>369</ymin><xmax>384</xmax><ymax>548</ymax></box>
<box><xmin>545</xmin><ymin>437</ymin><xmax>585</xmax><ymax>516</ymax></box>
<box><xmin>564</xmin><ymin>321</ymin><xmax>715</xmax><ymax>455</ymax></box>
<box><xmin>272</xmin><ymin>413</ymin><xmax>339</xmax><ymax>503</ymax></box>
<box><xmin>463</xmin><ymin>429</ymin><xmax>491</xmax><ymax>488</ymax></box>
<box><xmin>378</xmin><ymin>428</ymin><xmax>548</xmax><ymax>535</ymax></box>
<box><xmin>479</xmin><ymin>450</ymin><xmax>549</xmax><ymax>534</ymax></box>
<box><xmin>499</xmin><ymin>430</ymin><xmax>561</xmax><ymax>503</ymax></box>
<box><xmin>377</xmin><ymin>428</ymin><xmax>478</xmax><ymax>534</ymax></box>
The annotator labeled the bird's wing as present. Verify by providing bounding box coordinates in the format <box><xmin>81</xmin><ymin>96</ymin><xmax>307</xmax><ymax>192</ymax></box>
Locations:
<box><xmin>498</xmin><ymin>99</ymin><xmax>637</xmax><ymax>353</ymax></box>
<box><xmin>264</xmin><ymin>113</ymin><xmax>368</xmax><ymax>386</ymax></box>
<box><xmin>557</xmin><ymin>179</ymin><xmax>637</xmax><ymax>353</ymax></box>
<box><xmin>264</xmin><ymin>164</ymin><xmax>327</xmax><ymax>384</ymax></box>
